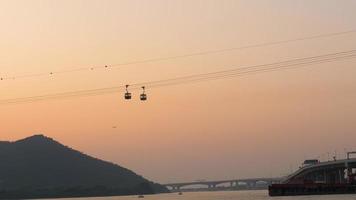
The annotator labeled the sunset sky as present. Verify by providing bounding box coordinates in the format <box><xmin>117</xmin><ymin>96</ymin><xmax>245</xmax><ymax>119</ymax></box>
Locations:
<box><xmin>1</xmin><ymin>0</ymin><xmax>356</xmax><ymax>183</ymax></box>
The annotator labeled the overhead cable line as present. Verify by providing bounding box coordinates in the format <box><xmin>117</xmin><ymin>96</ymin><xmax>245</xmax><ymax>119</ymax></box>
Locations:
<box><xmin>1</xmin><ymin>29</ymin><xmax>355</xmax><ymax>81</ymax></box>
<box><xmin>1</xmin><ymin>49</ymin><xmax>356</xmax><ymax>105</ymax></box>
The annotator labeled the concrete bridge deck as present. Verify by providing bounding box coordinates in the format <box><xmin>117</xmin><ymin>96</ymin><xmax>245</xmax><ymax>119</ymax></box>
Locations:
<box><xmin>164</xmin><ymin>177</ymin><xmax>282</xmax><ymax>191</ymax></box>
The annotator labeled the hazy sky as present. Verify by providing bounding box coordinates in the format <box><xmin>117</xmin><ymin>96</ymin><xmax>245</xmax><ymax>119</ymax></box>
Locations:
<box><xmin>0</xmin><ymin>0</ymin><xmax>356</xmax><ymax>183</ymax></box>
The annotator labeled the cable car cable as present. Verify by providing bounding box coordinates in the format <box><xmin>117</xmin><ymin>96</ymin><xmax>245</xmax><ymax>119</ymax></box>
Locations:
<box><xmin>1</xmin><ymin>29</ymin><xmax>356</xmax><ymax>81</ymax></box>
<box><xmin>0</xmin><ymin>49</ymin><xmax>356</xmax><ymax>105</ymax></box>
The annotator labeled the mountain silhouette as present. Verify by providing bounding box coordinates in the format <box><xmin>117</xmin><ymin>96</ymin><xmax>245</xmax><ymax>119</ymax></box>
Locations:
<box><xmin>0</xmin><ymin>134</ymin><xmax>168</xmax><ymax>199</ymax></box>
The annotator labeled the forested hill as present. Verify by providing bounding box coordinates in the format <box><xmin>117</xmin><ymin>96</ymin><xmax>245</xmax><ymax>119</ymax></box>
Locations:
<box><xmin>0</xmin><ymin>134</ymin><xmax>168</xmax><ymax>199</ymax></box>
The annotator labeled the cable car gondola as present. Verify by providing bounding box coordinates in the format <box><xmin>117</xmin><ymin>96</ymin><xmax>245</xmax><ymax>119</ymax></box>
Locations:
<box><xmin>140</xmin><ymin>86</ymin><xmax>147</xmax><ymax>101</ymax></box>
<box><xmin>124</xmin><ymin>85</ymin><xmax>132</xmax><ymax>100</ymax></box>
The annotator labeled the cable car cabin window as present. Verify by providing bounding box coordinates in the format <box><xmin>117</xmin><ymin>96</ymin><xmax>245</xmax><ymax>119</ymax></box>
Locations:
<box><xmin>140</xmin><ymin>94</ymin><xmax>147</xmax><ymax>101</ymax></box>
<box><xmin>125</xmin><ymin>92</ymin><xmax>132</xmax><ymax>100</ymax></box>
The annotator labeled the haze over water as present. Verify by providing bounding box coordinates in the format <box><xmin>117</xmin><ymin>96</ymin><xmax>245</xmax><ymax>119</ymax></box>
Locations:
<box><xmin>1</xmin><ymin>0</ymin><xmax>356</xmax><ymax>186</ymax></box>
<box><xmin>47</xmin><ymin>191</ymin><xmax>356</xmax><ymax>200</ymax></box>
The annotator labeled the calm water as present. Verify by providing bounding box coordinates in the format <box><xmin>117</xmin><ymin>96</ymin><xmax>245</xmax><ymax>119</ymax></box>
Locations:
<box><xmin>47</xmin><ymin>190</ymin><xmax>356</xmax><ymax>200</ymax></box>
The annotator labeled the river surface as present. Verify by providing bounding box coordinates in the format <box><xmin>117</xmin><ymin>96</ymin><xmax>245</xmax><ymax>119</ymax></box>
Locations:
<box><xmin>46</xmin><ymin>190</ymin><xmax>356</xmax><ymax>200</ymax></box>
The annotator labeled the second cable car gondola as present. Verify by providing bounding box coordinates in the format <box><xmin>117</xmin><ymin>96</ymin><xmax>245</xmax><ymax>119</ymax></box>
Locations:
<box><xmin>140</xmin><ymin>86</ymin><xmax>147</xmax><ymax>101</ymax></box>
<box><xmin>124</xmin><ymin>85</ymin><xmax>132</xmax><ymax>100</ymax></box>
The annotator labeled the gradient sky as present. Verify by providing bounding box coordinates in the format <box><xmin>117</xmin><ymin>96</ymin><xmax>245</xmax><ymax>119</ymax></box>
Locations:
<box><xmin>1</xmin><ymin>0</ymin><xmax>356</xmax><ymax>183</ymax></box>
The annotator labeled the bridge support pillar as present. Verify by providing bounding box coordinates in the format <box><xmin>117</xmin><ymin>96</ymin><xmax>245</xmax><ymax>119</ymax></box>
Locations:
<box><xmin>171</xmin><ymin>186</ymin><xmax>180</xmax><ymax>191</ymax></box>
<box><xmin>248</xmin><ymin>182</ymin><xmax>256</xmax><ymax>189</ymax></box>
<box><xmin>208</xmin><ymin>184</ymin><xmax>216</xmax><ymax>189</ymax></box>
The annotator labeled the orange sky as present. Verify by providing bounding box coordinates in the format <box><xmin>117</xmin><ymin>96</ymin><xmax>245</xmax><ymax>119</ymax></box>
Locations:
<box><xmin>0</xmin><ymin>0</ymin><xmax>356</xmax><ymax>183</ymax></box>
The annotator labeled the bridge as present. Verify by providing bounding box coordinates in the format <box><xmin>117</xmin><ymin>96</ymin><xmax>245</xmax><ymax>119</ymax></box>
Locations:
<box><xmin>281</xmin><ymin>157</ymin><xmax>356</xmax><ymax>184</ymax></box>
<box><xmin>163</xmin><ymin>177</ymin><xmax>282</xmax><ymax>191</ymax></box>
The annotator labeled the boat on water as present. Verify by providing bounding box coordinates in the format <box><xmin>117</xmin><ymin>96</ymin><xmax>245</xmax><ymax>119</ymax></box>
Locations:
<box><xmin>269</xmin><ymin>152</ymin><xmax>356</xmax><ymax>196</ymax></box>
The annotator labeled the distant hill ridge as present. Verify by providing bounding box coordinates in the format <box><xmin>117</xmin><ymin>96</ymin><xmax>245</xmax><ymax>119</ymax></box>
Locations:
<box><xmin>0</xmin><ymin>134</ymin><xmax>168</xmax><ymax>199</ymax></box>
